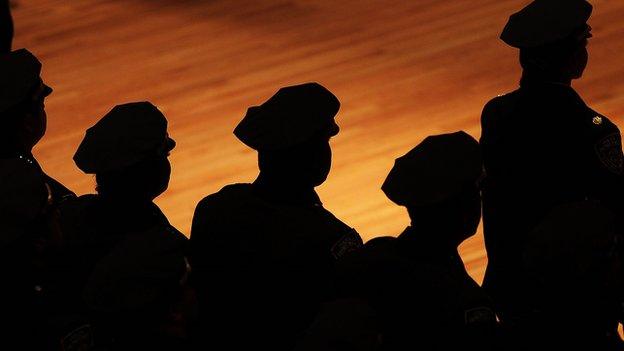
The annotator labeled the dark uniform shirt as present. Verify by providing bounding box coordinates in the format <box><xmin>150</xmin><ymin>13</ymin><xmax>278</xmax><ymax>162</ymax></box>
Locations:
<box><xmin>190</xmin><ymin>182</ymin><xmax>362</xmax><ymax>351</ymax></box>
<box><xmin>0</xmin><ymin>154</ymin><xmax>77</xmax><ymax>349</ymax></box>
<box><xmin>335</xmin><ymin>227</ymin><xmax>498</xmax><ymax>351</ymax></box>
<box><xmin>480</xmin><ymin>78</ymin><xmax>624</xmax><ymax>319</ymax></box>
<box><xmin>0</xmin><ymin>153</ymin><xmax>76</xmax><ymax>204</ymax></box>
<box><xmin>58</xmin><ymin>194</ymin><xmax>188</xmax><ymax>349</ymax></box>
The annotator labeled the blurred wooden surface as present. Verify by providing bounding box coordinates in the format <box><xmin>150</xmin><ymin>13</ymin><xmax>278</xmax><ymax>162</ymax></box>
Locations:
<box><xmin>12</xmin><ymin>0</ymin><xmax>624</xmax><ymax>282</ymax></box>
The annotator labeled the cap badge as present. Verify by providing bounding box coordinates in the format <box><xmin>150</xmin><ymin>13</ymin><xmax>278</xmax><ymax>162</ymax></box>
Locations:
<box><xmin>592</xmin><ymin>116</ymin><xmax>603</xmax><ymax>125</ymax></box>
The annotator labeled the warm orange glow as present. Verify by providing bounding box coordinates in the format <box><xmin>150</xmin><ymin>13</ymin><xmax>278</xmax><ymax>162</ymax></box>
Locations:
<box><xmin>13</xmin><ymin>0</ymin><xmax>624</xmax><ymax>285</ymax></box>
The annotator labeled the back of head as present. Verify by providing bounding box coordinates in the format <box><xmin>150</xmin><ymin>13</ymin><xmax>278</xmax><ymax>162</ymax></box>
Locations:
<box><xmin>382</xmin><ymin>131</ymin><xmax>482</xmax><ymax>208</ymax></box>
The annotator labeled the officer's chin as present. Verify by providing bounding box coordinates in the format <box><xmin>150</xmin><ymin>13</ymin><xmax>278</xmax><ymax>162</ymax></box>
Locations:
<box><xmin>312</xmin><ymin>173</ymin><xmax>329</xmax><ymax>187</ymax></box>
<box><xmin>151</xmin><ymin>182</ymin><xmax>170</xmax><ymax>200</ymax></box>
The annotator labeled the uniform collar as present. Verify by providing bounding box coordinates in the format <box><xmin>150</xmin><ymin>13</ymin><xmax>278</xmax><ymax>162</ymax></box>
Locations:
<box><xmin>519</xmin><ymin>70</ymin><xmax>572</xmax><ymax>89</ymax></box>
<box><xmin>97</xmin><ymin>195</ymin><xmax>167</xmax><ymax>226</ymax></box>
<box><xmin>252</xmin><ymin>176</ymin><xmax>322</xmax><ymax>207</ymax></box>
<box><xmin>519</xmin><ymin>75</ymin><xmax>587</xmax><ymax>107</ymax></box>
<box><xmin>397</xmin><ymin>226</ymin><xmax>460</xmax><ymax>261</ymax></box>
<box><xmin>0</xmin><ymin>152</ymin><xmax>42</xmax><ymax>170</ymax></box>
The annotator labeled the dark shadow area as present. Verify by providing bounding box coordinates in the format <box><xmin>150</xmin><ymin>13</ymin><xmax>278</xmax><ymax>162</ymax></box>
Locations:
<box><xmin>0</xmin><ymin>0</ymin><xmax>12</xmax><ymax>53</ymax></box>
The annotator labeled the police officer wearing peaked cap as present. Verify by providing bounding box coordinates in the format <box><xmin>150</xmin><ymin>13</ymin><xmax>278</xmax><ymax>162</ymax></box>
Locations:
<box><xmin>60</xmin><ymin>102</ymin><xmax>191</xmax><ymax>349</ymax></box>
<box><xmin>0</xmin><ymin>49</ymin><xmax>75</xmax><ymax>205</ymax></box>
<box><xmin>335</xmin><ymin>132</ymin><xmax>500</xmax><ymax>351</ymax></box>
<box><xmin>480</xmin><ymin>0</ymin><xmax>624</xmax><ymax>329</ymax></box>
<box><xmin>190</xmin><ymin>82</ymin><xmax>362</xmax><ymax>351</ymax></box>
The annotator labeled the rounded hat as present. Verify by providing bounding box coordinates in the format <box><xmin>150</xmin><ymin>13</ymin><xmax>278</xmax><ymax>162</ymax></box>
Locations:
<box><xmin>501</xmin><ymin>0</ymin><xmax>592</xmax><ymax>49</ymax></box>
<box><xmin>74</xmin><ymin>101</ymin><xmax>175</xmax><ymax>174</ymax></box>
<box><xmin>382</xmin><ymin>131</ymin><xmax>482</xmax><ymax>207</ymax></box>
<box><xmin>234</xmin><ymin>82</ymin><xmax>340</xmax><ymax>151</ymax></box>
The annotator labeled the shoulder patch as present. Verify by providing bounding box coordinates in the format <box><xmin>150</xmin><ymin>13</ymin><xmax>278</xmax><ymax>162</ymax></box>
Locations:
<box><xmin>595</xmin><ymin>132</ymin><xmax>624</xmax><ymax>175</ymax></box>
<box><xmin>331</xmin><ymin>229</ymin><xmax>363</xmax><ymax>260</ymax></box>
<box><xmin>464</xmin><ymin>306</ymin><xmax>496</xmax><ymax>325</ymax></box>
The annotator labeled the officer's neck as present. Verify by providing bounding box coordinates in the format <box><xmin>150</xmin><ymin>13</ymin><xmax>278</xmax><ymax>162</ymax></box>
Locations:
<box><xmin>98</xmin><ymin>192</ymin><xmax>156</xmax><ymax>207</ymax></box>
<box><xmin>405</xmin><ymin>223</ymin><xmax>462</xmax><ymax>251</ymax></box>
<box><xmin>521</xmin><ymin>70</ymin><xmax>572</xmax><ymax>87</ymax></box>
<box><xmin>253</xmin><ymin>173</ymin><xmax>321</xmax><ymax>206</ymax></box>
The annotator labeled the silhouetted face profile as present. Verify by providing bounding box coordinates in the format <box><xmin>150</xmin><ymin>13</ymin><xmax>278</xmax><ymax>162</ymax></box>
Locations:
<box><xmin>567</xmin><ymin>34</ymin><xmax>590</xmax><ymax>79</ymax></box>
<box><xmin>23</xmin><ymin>82</ymin><xmax>49</xmax><ymax>148</ymax></box>
<box><xmin>3</xmin><ymin>82</ymin><xmax>51</xmax><ymax>153</ymax></box>
<box><xmin>96</xmin><ymin>153</ymin><xmax>172</xmax><ymax>202</ymax></box>
<box><xmin>259</xmin><ymin>133</ymin><xmax>332</xmax><ymax>188</ymax></box>
<box><xmin>408</xmin><ymin>184</ymin><xmax>481</xmax><ymax>247</ymax></box>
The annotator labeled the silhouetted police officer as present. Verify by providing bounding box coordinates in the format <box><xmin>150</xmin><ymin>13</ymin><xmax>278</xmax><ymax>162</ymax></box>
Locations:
<box><xmin>516</xmin><ymin>201</ymin><xmax>623</xmax><ymax>350</ymax></box>
<box><xmin>60</xmin><ymin>102</ymin><xmax>191</xmax><ymax>350</ymax></box>
<box><xmin>480</xmin><ymin>0</ymin><xmax>624</xmax><ymax>324</ymax></box>
<box><xmin>0</xmin><ymin>49</ymin><xmax>75</xmax><ymax>204</ymax></box>
<box><xmin>335</xmin><ymin>132</ymin><xmax>498</xmax><ymax>351</ymax></box>
<box><xmin>0</xmin><ymin>0</ymin><xmax>12</xmax><ymax>53</ymax></box>
<box><xmin>190</xmin><ymin>83</ymin><xmax>363</xmax><ymax>350</ymax></box>
<box><xmin>0</xmin><ymin>158</ymin><xmax>93</xmax><ymax>350</ymax></box>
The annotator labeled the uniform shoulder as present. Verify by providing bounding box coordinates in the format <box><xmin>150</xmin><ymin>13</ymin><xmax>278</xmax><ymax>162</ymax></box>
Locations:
<box><xmin>337</xmin><ymin>236</ymin><xmax>398</xmax><ymax>269</ymax></box>
<box><xmin>480</xmin><ymin>91</ymin><xmax>522</xmax><ymax>138</ymax></box>
<box><xmin>196</xmin><ymin>182</ymin><xmax>252</xmax><ymax>206</ymax></box>
<box><xmin>482</xmin><ymin>91</ymin><xmax>520</xmax><ymax>114</ymax></box>
<box><xmin>58</xmin><ymin>194</ymin><xmax>101</xmax><ymax>245</ymax></box>
<box><xmin>58</xmin><ymin>194</ymin><xmax>99</xmax><ymax>223</ymax></box>
<box><xmin>192</xmin><ymin>183</ymin><xmax>254</xmax><ymax>235</ymax></box>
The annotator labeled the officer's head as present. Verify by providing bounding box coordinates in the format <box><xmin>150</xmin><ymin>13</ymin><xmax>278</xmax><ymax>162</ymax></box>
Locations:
<box><xmin>406</xmin><ymin>183</ymin><xmax>482</xmax><ymax>245</ymax></box>
<box><xmin>74</xmin><ymin>102</ymin><xmax>176</xmax><ymax>201</ymax></box>
<box><xmin>382</xmin><ymin>132</ymin><xmax>483</xmax><ymax>246</ymax></box>
<box><xmin>501</xmin><ymin>0</ymin><xmax>593</xmax><ymax>81</ymax></box>
<box><xmin>95</xmin><ymin>149</ymin><xmax>172</xmax><ymax>201</ymax></box>
<box><xmin>519</xmin><ymin>24</ymin><xmax>592</xmax><ymax>81</ymax></box>
<box><xmin>258</xmin><ymin>129</ymin><xmax>335</xmax><ymax>187</ymax></box>
<box><xmin>234</xmin><ymin>82</ymin><xmax>340</xmax><ymax>188</ymax></box>
<box><xmin>0</xmin><ymin>49</ymin><xmax>52</xmax><ymax>153</ymax></box>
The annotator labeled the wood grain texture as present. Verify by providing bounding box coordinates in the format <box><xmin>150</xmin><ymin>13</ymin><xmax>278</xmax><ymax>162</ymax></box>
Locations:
<box><xmin>12</xmin><ymin>0</ymin><xmax>624</xmax><ymax>282</ymax></box>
